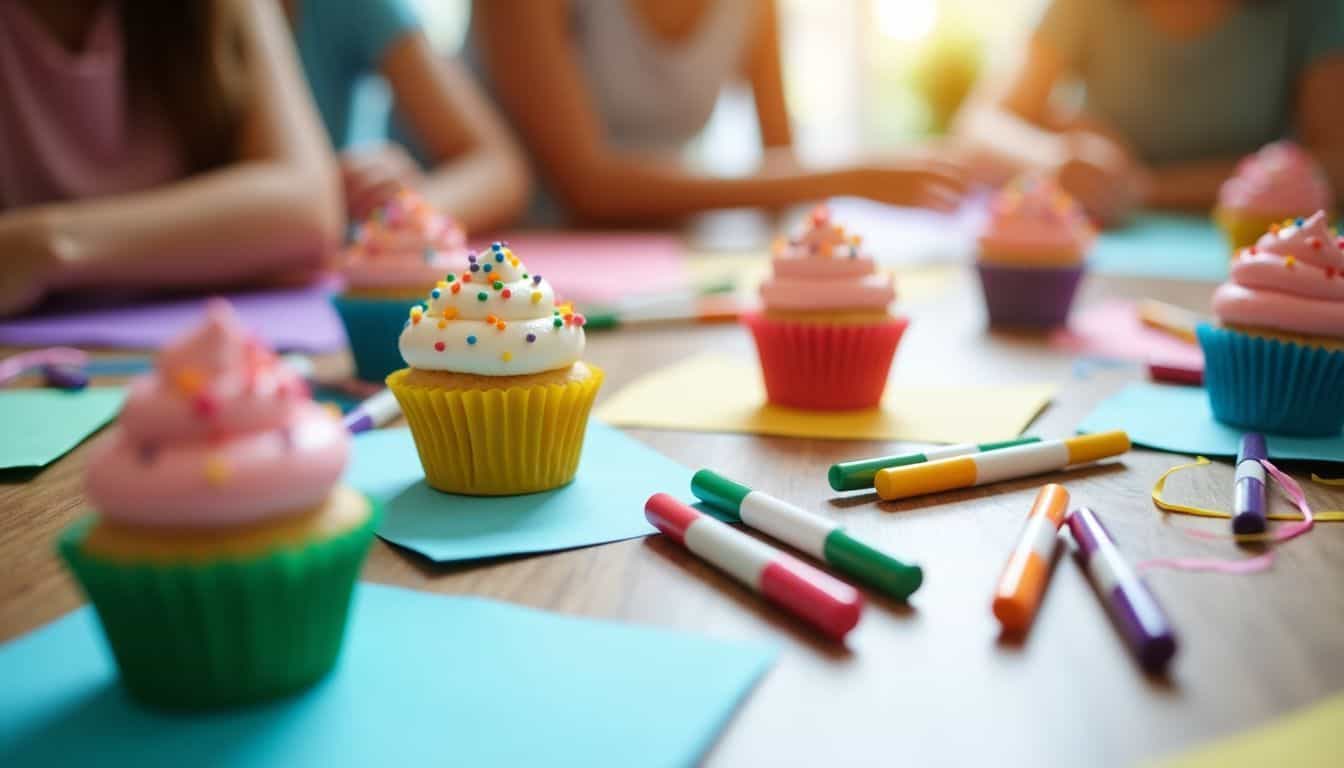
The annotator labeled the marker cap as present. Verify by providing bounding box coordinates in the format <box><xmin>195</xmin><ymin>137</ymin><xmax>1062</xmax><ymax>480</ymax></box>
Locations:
<box><xmin>1066</xmin><ymin>431</ymin><xmax>1131</xmax><ymax>464</ymax></box>
<box><xmin>691</xmin><ymin>470</ymin><xmax>751</xmax><ymax>514</ymax></box>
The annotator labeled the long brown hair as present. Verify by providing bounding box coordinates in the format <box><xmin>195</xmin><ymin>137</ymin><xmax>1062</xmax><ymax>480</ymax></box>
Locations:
<box><xmin>121</xmin><ymin>0</ymin><xmax>249</xmax><ymax>173</ymax></box>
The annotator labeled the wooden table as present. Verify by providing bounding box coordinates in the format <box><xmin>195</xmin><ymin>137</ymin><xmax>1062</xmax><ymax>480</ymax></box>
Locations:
<box><xmin>3</xmin><ymin>266</ymin><xmax>1342</xmax><ymax>767</ymax></box>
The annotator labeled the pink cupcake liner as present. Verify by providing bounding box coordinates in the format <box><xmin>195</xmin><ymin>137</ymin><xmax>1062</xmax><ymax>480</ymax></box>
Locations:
<box><xmin>743</xmin><ymin>312</ymin><xmax>908</xmax><ymax>411</ymax></box>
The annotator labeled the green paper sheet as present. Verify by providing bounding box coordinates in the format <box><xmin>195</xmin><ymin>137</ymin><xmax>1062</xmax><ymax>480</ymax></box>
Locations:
<box><xmin>0</xmin><ymin>388</ymin><xmax>125</xmax><ymax>470</ymax></box>
<box><xmin>0</xmin><ymin>583</ymin><xmax>775</xmax><ymax>767</ymax></box>
<box><xmin>1089</xmin><ymin>214</ymin><xmax>1229</xmax><ymax>282</ymax></box>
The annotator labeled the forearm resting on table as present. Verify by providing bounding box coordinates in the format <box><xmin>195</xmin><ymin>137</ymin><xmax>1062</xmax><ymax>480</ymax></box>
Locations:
<box><xmin>418</xmin><ymin>146</ymin><xmax>530</xmax><ymax>234</ymax></box>
<box><xmin>43</xmin><ymin>162</ymin><xmax>342</xmax><ymax>291</ymax></box>
<box><xmin>553</xmin><ymin>150</ymin><xmax>854</xmax><ymax>226</ymax></box>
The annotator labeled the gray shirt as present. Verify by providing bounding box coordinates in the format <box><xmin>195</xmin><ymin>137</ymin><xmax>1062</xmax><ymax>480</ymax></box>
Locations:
<box><xmin>1036</xmin><ymin>0</ymin><xmax>1344</xmax><ymax>166</ymax></box>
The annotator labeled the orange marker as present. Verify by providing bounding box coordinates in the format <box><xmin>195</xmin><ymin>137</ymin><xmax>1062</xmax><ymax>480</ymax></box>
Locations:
<box><xmin>992</xmin><ymin>484</ymin><xmax>1070</xmax><ymax>633</ymax></box>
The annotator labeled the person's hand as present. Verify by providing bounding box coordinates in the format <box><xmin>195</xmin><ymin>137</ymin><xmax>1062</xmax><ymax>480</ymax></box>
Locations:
<box><xmin>339</xmin><ymin>143</ymin><xmax>425</xmax><ymax>219</ymax></box>
<box><xmin>848</xmin><ymin>154</ymin><xmax>970</xmax><ymax>212</ymax></box>
<box><xmin>1054</xmin><ymin>130</ymin><xmax>1149</xmax><ymax>228</ymax></box>
<box><xmin>0</xmin><ymin>210</ymin><xmax>61</xmax><ymax>317</ymax></box>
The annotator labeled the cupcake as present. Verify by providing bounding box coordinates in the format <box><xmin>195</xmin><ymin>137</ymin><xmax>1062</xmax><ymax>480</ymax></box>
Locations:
<box><xmin>387</xmin><ymin>242</ymin><xmax>602</xmax><ymax>495</ymax></box>
<box><xmin>741</xmin><ymin>205</ymin><xmax>908</xmax><ymax>411</ymax></box>
<box><xmin>1198</xmin><ymin>211</ymin><xmax>1344</xmax><ymax>436</ymax></box>
<box><xmin>332</xmin><ymin>189</ymin><xmax>468</xmax><ymax>382</ymax></box>
<box><xmin>976</xmin><ymin>175</ymin><xmax>1095</xmax><ymax>328</ymax></box>
<box><xmin>1215</xmin><ymin>141</ymin><xmax>1334</xmax><ymax>252</ymax></box>
<box><xmin>59</xmin><ymin>300</ymin><xmax>379</xmax><ymax>710</ymax></box>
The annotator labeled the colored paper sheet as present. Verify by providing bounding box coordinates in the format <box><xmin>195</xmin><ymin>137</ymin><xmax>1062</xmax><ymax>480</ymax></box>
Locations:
<box><xmin>685</xmin><ymin>253</ymin><xmax>958</xmax><ymax>307</ymax></box>
<box><xmin>471</xmin><ymin>232</ymin><xmax>689</xmax><ymax>304</ymax></box>
<box><xmin>1152</xmin><ymin>692</ymin><xmax>1344</xmax><ymax>768</ymax></box>
<box><xmin>0</xmin><ymin>583</ymin><xmax>774</xmax><ymax>768</ymax></box>
<box><xmin>344</xmin><ymin>423</ymin><xmax>690</xmax><ymax>562</ymax></box>
<box><xmin>1078</xmin><ymin>383</ymin><xmax>1344</xmax><ymax>461</ymax></box>
<box><xmin>1049</xmin><ymin>300</ymin><xmax>1204</xmax><ymax>367</ymax></box>
<box><xmin>0</xmin><ymin>388</ymin><xmax>124</xmax><ymax>470</ymax></box>
<box><xmin>0</xmin><ymin>278</ymin><xmax>345</xmax><ymax>352</ymax></box>
<box><xmin>1089</xmin><ymin>214</ymin><xmax>1228</xmax><ymax>282</ymax></box>
<box><xmin>596</xmin><ymin>355</ymin><xmax>1054</xmax><ymax>443</ymax></box>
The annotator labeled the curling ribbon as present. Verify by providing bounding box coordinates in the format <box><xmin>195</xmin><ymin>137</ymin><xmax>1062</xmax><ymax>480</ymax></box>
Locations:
<box><xmin>1140</xmin><ymin>457</ymin><xmax>1344</xmax><ymax>574</ymax></box>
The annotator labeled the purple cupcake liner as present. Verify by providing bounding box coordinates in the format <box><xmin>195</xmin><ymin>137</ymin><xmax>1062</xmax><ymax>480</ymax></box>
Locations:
<box><xmin>976</xmin><ymin>263</ymin><xmax>1085</xmax><ymax>328</ymax></box>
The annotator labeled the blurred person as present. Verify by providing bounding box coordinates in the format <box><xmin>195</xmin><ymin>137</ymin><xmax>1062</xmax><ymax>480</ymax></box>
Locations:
<box><xmin>284</xmin><ymin>0</ymin><xmax>530</xmax><ymax>230</ymax></box>
<box><xmin>472</xmin><ymin>0</ymin><xmax>969</xmax><ymax>226</ymax></box>
<box><xmin>955</xmin><ymin>0</ymin><xmax>1344</xmax><ymax>226</ymax></box>
<box><xmin>0</xmin><ymin>0</ymin><xmax>343</xmax><ymax>317</ymax></box>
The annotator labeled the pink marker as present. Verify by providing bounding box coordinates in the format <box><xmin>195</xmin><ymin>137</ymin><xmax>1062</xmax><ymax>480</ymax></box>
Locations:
<box><xmin>644</xmin><ymin>493</ymin><xmax>864</xmax><ymax>641</ymax></box>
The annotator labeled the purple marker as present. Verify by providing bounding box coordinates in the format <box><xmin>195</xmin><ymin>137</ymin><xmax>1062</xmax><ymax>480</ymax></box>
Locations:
<box><xmin>1233</xmin><ymin>433</ymin><xmax>1268</xmax><ymax>535</ymax></box>
<box><xmin>1066</xmin><ymin>506</ymin><xmax>1178</xmax><ymax>675</ymax></box>
<box><xmin>41</xmin><ymin>364</ymin><xmax>89</xmax><ymax>390</ymax></box>
<box><xmin>342</xmin><ymin>389</ymin><xmax>401</xmax><ymax>434</ymax></box>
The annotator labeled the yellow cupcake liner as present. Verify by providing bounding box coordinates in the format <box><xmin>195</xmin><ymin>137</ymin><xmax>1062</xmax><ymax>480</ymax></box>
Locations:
<box><xmin>387</xmin><ymin>365</ymin><xmax>604</xmax><ymax>495</ymax></box>
<box><xmin>1214</xmin><ymin>208</ymin><xmax>1281</xmax><ymax>254</ymax></box>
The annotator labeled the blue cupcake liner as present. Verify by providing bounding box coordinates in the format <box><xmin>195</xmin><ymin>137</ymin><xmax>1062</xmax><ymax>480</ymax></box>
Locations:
<box><xmin>1197</xmin><ymin>324</ymin><xmax>1344</xmax><ymax>437</ymax></box>
<box><xmin>330</xmin><ymin>295</ymin><xmax>416</xmax><ymax>382</ymax></box>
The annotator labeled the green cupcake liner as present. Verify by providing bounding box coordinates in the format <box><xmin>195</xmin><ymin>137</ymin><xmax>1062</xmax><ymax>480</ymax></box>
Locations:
<box><xmin>57</xmin><ymin>497</ymin><xmax>381</xmax><ymax>711</ymax></box>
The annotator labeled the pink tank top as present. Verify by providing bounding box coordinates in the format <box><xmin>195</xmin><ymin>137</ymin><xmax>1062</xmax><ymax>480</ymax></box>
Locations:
<box><xmin>0</xmin><ymin>1</ymin><xmax>186</xmax><ymax>211</ymax></box>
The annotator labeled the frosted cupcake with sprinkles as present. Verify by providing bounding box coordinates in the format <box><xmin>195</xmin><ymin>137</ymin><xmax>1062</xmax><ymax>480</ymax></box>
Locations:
<box><xmin>742</xmin><ymin>205</ymin><xmax>908</xmax><ymax>411</ymax></box>
<box><xmin>1198</xmin><ymin>211</ymin><xmax>1344</xmax><ymax>436</ymax></box>
<box><xmin>387</xmin><ymin>242</ymin><xmax>603</xmax><ymax>494</ymax></box>
<box><xmin>59</xmin><ymin>300</ymin><xmax>379</xmax><ymax>709</ymax></box>
<box><xmin>332</xmin><ymin>188</ymin><xmax>468</xmax><ymax>382</ymax></box>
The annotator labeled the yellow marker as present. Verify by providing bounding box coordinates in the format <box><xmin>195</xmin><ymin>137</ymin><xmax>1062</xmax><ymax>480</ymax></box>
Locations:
<box><xmin>1136</xmin><ymin>300</ymin><xmax>1202</xmax><ymax>344</ymax></box>
<box><xmin>874</xmin><ymin>431</ymin><xmax>1130</xmax><ymax>500</ymax></box>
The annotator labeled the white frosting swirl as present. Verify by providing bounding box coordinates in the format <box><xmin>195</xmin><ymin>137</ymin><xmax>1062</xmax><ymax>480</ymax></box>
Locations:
<box><xmin>398</xmin><ymin>243</ymin><xmax>586</xmax><ymax>375</ymax></box>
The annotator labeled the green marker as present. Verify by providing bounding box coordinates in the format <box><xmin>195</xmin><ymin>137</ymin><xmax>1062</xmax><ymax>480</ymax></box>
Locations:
<box><xmin>691</xmin><ymin>470</ymin><xmax>923</xmax><ymax>601</ymax></box>
<box><xmin>827</xmin><ymin>437</ymin><xmax>1042</xmax><ymax>492</ymax></box>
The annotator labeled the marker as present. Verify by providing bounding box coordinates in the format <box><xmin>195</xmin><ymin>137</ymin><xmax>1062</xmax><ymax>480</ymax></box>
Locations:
<box><xmin>828</xmin><ymin>437</ymin><xmax>1042</xmax><ymax>491</ymax></box>
<box><xmin>1066</xmin><ymin>506</ymin><xmax>1178</xmax><ymax>675</ymax></box>
<box><xmin>874</xmin><ymin>431</ymin><xmax>1131</xmax><ymax>501</ymax></box>
<box><xmin>40</xmin><ymin>364</ymin><xmax>89</xmax><ymax>390</ymax></box>
<box><xmin>343</xmin><ymin>388</ymin><xmax>401</xmax><ymax>434</ymax></box>
<box><xmin>583</xmin><ymin>293</ymin><xmax>741</xmax><ymax>330</ymax></box>
<box><xmin>1147</xmin><ymin>358</ymin><xmax>1203</xmax><ymax>386</ymax></box>
<box><xmin>644</xmin><ymin>493</ymin><xmax>864</xmax><ymax>640</ymax></box>
<box><xmin>992</xmin><ymin>484</ymin><xmax>1069</xmax><ymax>633</ymax></box>
<box><xmin>1137</xmin><ymin>299</ymin><xmax>1202</xmax><ymax>344</ymax></box>
<box><xmin>1232</xmin><ymin>433</ymin><xmax>1268</xmax><ymax>535</ymax></box>
<box><xmin>691</xmin><ymin>470</ymin><xmax>922</xmax><ymax>600</ymax></box>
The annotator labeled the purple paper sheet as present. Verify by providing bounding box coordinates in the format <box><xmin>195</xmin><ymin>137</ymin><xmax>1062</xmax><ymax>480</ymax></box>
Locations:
<box><xmin>0</xmin><ymin>277</ymin><xmax>346</xmax><ymax>352</ymax></box>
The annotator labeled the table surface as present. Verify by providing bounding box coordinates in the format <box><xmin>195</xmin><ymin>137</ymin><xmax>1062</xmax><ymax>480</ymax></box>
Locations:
<box><xmin>2</xmin><ymin>261</ymin><xmax>1342</xmax><ymax>768</ymax></box>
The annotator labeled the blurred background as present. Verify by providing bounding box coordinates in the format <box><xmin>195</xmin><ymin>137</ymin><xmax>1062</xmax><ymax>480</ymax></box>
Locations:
<box><xmin>362</xmin><ymin>0</ymin><xmax>1044</xmax><ymax>172</ymax></box>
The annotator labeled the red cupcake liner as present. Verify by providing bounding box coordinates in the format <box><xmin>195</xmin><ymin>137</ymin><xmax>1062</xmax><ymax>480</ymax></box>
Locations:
<box><xmin>743</xmin><ymin>313</ymin><xmax>908</xmax><ymax>410</ymax></box>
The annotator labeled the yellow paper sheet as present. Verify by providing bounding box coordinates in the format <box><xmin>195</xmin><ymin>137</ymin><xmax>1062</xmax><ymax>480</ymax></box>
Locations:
<box><xmin>595</xmin><ymin>355</ymin><xmax>1054</xmax><ymax>443</ymax></box>
<box><xmin>686</xmin><ymin>253</ymin><xmax>959</xmax><ymax>305</ymax></box>
<box><xmin>1151</xmin><ymin>692</ymin><xmax>1344</xmax><ymax>768</ymax></box>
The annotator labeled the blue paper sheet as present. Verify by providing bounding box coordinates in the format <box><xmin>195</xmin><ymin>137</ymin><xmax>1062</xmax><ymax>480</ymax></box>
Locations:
<box><xmin>0</xmin><ymin>583</ymin><xmax>774</xmax><ymax>768</ymax></box>
<box><xmin>345</xmin><ymin>423</ymin><xmax>691</xmax><ymax>562</ymax></box>
<box><xmin>1088</xmin><ymin>214</ymin><xmax>1228</xmax><ymax>282</ymax></box>
<box><xmin>1078</xmin><ymin>383</ymin><xmax>1344</xmax><ymax>461</ymax></box>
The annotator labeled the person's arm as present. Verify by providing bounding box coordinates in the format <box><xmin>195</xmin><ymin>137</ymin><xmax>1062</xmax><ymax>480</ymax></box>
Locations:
<box><xmin>473</xmin><ymin>0</ymin><xmax>964</xmax><ymax>226</ymax></box>
<box><xmin>1296</xmin><ymin>54</ymin><xmax>1344</xmax><ymax>207</ymax></box>
<box><xmin>747</xmin><ymin>0</ymin><xmax>791</xmax><ymax>151</ymax></box>
<box><xmin>344</xmin><ymin>31</ymin><xmax>531</xmax><ymax>231</ymax></box>
<box><xmin>0</xmin><ymin>0</ymin><xmax>341</xmax><ymax>316</ymax></box>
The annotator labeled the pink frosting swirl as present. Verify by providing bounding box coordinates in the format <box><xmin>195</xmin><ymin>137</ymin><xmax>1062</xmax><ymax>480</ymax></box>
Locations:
<box><xmin>759</xmin><ymin>206</ymin><xmax>895</xmax><ymax>311</ymax></box>
<box><xmin>1213</xmin><ymin>211</ymin><xmax>1344</xmax><ymax>338</ymax></box>
<box><xmin>1218</xmin><ymin>141</ymin><xmax>1333</xmax><ymax>217</ymax></box>
<box><xmin>977</xmin><ymin>175</ymin><xmax>1094</xmax><ymax>263</ymax></box>
<box><xmin>342</xmin><ymin>189</ymin><xmax>467</xmax><ymax>289</ymax></box>
<box><xmin>85</xmin><ymin>300</ymin><xmax>350</xmax><ymax>528</ymax></box>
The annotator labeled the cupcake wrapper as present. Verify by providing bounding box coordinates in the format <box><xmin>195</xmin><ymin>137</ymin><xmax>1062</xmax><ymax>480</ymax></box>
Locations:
<box><xmin>1213</xmin><ymin>208</ymin><xmax>1281</xmax><ymax>253</ymax></box>
<box><xmin>331</xmin><ymin>295</ymin><xmax>417</xmax><ymax>383</ymax></box>
<box><xmin>743</xmin><ymin>313</ymin><xmax>907</xmax><ymax>411</ymax></box>
<box><xmin>58</xmin><ymin>498</ymin><xmax>380</xmax><ymax>711</ymax></box>
<box><xmin>1197</xmin><ymin>324</ymin><xmax>1344</xmax><ymax>437</ymax></box>
<box><xmin>975</xmin><ymin>263</ymin><xmax>1084</xmax><ymax>328</ymax></box>
<box><xmin>387</xmin><ymin>366</ymin><xmax>604</xmax><ymax>495</ymax></box>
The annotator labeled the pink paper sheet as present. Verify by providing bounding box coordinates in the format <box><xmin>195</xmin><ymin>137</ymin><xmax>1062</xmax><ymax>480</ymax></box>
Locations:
<box><xmin>471</xmin><ymin>232</ymin><xmax>688</xmax><ymax>303</ymax></box>
<box><xmin>1049</xmin><ymin>299</ymin><xmax>1204</xmax><ymax>367</ymax></box>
